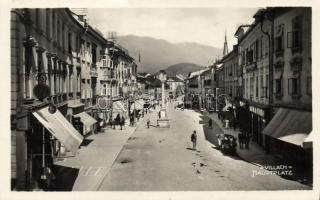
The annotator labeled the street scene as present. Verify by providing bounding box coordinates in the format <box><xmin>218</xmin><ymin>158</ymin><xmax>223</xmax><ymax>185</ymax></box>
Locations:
<box><xmin>10</xmin><ymin>7</ymin><xmax>313</xmax><ymax>192</ymax></box>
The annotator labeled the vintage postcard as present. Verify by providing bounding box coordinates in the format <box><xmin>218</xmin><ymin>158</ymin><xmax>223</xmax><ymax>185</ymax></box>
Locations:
<box><xmin>1</xmin><ymin>0</ymin><xmax>319</xmax><ymax>200</ymax></box>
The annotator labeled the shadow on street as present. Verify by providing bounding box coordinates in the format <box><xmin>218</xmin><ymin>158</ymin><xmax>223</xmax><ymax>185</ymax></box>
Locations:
<box><xmin>51</xmin><ymin>165</ymin><xmax>80</xmax><ymax>191</ymax></box>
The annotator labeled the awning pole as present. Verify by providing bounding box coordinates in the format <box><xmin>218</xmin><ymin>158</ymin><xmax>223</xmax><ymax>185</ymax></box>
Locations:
<box><xmin>41</xmin><ymin>127</ymin><xmax>46</xmax><ymax>181</ymax></box>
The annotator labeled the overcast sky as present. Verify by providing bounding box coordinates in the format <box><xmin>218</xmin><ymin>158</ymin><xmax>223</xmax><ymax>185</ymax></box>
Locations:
<box><xmin>87</xmin><ymin>8</ymin><xmax>258</xmax><ymax>49</ymax></box>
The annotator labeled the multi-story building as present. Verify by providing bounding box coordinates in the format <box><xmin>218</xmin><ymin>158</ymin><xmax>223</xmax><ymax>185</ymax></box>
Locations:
<box><xmin>262</xmin><ymin>8</ymin><xmax>312</xmax><ymax>172</ymax></box>
<box><xmin>214</xmin><ymin>62</ymin><xmax>225</xmax><ymax>110</ymax></box>
<box><xmin>166</xmin><ymin>75</ymin><xmax>184</xmax><ymax>99</ymax></box>
<box><xmin>236</xmin><ymin>10</ymin><xmax>272</xmax><ymax>148</ymax></box>
<box><xmin>220</xmin><ymin>46</ymin><xmax>241</xmax><ymax>100</ymax></box>
<box><xmin>185</xmin><ymin>69</ymin><xmax>207</xmax><ymax>109</ymax></box>
<box><xmin>11</xmin><ymin>8</ymin><xmax>90</xmax><ymax>190</ymax></box>
<box><xmin>200</xmin><ymin>68</ymin><xmax>215</xmax><ymax>111</ymax></box>
<box><xmin>11</xmin><ymin>8</ymin><xmax>138</xmax><ymax>191</ymax></box>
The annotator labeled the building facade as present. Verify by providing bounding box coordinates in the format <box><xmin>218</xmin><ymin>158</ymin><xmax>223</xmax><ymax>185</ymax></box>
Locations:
<box><xmin>262</xmin><ymin>8</ymin><xmax>312</xmax><ymax>173</ymax></box>
<box><xmin>11</xmin><ymin>8</ymin><xmax>138</xmax><ymax>191</ymax></box>
<box><xmin>237</xmin><ymin>12</ymin><xmax>272</xmax><ymax>148</ymax></box>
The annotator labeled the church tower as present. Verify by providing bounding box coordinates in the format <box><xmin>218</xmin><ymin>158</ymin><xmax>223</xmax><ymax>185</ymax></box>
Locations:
<box><xmin>223</xmin><ymin>32</ymin><xmax>228</xmax><ymax>56</ymax></box>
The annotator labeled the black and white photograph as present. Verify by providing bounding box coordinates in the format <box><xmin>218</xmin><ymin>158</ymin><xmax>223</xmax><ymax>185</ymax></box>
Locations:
<box><xmin>2</xmin><ymin>0</ymin><xmax>319</xmax><ymax>199</ymax></box>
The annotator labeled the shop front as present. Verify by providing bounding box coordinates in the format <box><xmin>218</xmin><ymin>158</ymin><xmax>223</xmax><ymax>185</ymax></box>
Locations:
<box><xmin>262</xmin><ymin>108</ymin><xmax>313</xmax><ymax>180</ymax></box>
<box><xmin>17</xmin><ymin>103</ymin><xmax>84</xmax><ymax>190</ymax></box>
<box><xmin>262</xmin><ymin>108</ymin><xmax>312</xmax><ymax>159</ymax></box>
<box><xmin>248</xmin><ymin>104</ymin><xmax>270</xmax><ymax>148</ymax></box>
<box><xmin>73</xmin><ymin>112</ymin><xmax>97</xmax><ymax>135</ymax></box>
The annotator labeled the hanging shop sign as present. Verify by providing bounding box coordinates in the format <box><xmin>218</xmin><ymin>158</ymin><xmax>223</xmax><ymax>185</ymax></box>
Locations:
<box><xmin>33</xmin><ymin>83</ymin><xmax>50</xmax><ymax>101</ymax></box>
<box><xmin>249</xmin><ymin>106</ymin><xmax>265</xmax><ymax>118</ymax></box>
<box><xmin>96</xmin><ymin>96</ymin><xmax>112</xmax><ymax>112</ymax></box>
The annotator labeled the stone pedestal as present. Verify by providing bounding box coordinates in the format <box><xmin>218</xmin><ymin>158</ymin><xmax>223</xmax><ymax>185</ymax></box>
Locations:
<box><xmin>157</xmin><ymin>108</ymin><xmax>170</xmax><ymax>128</ymax></box>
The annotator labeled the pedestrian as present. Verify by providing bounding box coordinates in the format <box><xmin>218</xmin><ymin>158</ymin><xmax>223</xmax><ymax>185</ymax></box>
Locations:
<box><xmin>238</xmin><ymin>132</ymin><xmax>243</xmax><ymax>149</ymax></box>
<box><xmin>244</xmin><ymin>132</ymin><xmax>250</xmax><ymax>149</ymax></box>
<box><xmin>158</xmin><ymin>111</ymin><xmax>161</xmax><ymax>119</ymax></box>
<box><xmin>116</xmin><ymin>114</ymin><xmax>121</xmax><ymax>129</ymax></box>
<box><xmin>191</xmin><ymin>130</ymin><xmax>197</xmax><ymax>150</ymax></box>
<box><xmin>112</xmin><ymin>118</ymin><xmax>116</xmax><ymax>129</ymax></box>
<box><xmin>120</xmin><ymin>116</ymin><xmax>125</xmax><ymax>130</ymax></box>
<box><xmin>146</xmin><ymin>118</ymin><xmax>150</xmax><ymax>128</ymax></box>
<box><xmin>208</xmin><ymin>118</ymin><xmax>212</xmax><ymax>128</ymax></box>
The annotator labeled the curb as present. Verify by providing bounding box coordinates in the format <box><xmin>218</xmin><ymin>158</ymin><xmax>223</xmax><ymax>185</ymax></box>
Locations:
<box><xmin>202</xmin><ymin>111</ymin><xmax>264</xmax><ymax>168</ymax></box>
<box><xmin>93</xmin><ymin>118</ymin><xmax>143</xmax><ymax>191</ymax></box>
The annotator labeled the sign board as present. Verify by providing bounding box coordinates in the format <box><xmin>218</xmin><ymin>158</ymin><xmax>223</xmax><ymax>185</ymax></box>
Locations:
<box><xmin>33</xmin><ymin>84</ymin><xmax>50</xmax><ymax>101</ymax></box>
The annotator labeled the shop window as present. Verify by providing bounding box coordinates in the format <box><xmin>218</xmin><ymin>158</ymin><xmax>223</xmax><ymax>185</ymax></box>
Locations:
<box><xmin>288</xmin><ymin>77</ymin><xmax>300</xmax><ymax>96</ymax></box>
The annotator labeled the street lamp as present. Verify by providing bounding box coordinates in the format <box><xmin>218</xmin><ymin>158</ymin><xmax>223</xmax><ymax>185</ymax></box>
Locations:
<box><xmin>200</xmin><ymin>74</ymin><xmax>205</xmax><ymax>110</ymax></box>
<box><xmin>215</xmin><ymin>88</ymin><xmax>219</xmax><ymax>112</ymax></box>
<box><xmin>157</xmin><ymin>70</ymin><xmax>170</xmax><ymax>128</ymax></box>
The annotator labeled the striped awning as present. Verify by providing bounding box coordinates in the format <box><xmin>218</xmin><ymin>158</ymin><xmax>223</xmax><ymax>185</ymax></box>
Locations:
<box><xmin>131</xmin><ymin>99</ymin><xmax>145</xmax><ymax>111</ymax></box>
<box><xmin>262</xmin><ymin>108</ymin><xmax>312</xmax><ymax>148</ymax></box>
<box><xmin>33</xmin><ymin>107</ymin><xmax>83</xmax><ymax>154</ymax></box>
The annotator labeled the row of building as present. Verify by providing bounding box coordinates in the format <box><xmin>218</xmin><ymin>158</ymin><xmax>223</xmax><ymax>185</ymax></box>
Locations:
<box><xmin>185</xmin><ymin>7</ymin><xmax>313</xmax><ymax>177</ymax></box>
<box><xmin>11</xmin><ymin>8</ymin><xmax>139</xmax><ymax>190</ymax></box>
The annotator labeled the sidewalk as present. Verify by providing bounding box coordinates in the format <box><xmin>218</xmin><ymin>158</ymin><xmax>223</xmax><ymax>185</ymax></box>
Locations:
<box><xmin>203</xmin><ymin>111</ymin><xmax>280</xmax><ymax>167</ymax></box>
<box><xmin>53</xmin><ymin>117</ymin><xmax>144</xmax><ymax>191</ymax></box>
<box><xmin>202</xmin><ymin>110</ymin><xmax>312</xmax><ymax>186</ymax></box>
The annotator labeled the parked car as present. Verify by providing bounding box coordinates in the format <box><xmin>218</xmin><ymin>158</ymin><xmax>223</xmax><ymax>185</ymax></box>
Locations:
<box><xmin>217</xmin><ymin>133</ymin><xmax>237</xmax><ymax>154</ymax></box>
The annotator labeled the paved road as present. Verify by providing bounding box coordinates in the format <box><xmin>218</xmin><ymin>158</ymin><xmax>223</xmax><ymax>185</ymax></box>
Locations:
<box><xmin>98</xmin><ymin>102</ymin><xmax>310</xmax><ymax>191</ymax></box>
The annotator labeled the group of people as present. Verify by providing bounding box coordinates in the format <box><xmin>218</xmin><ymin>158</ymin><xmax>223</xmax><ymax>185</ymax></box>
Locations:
<box><xmin>189</xmin><ymin>117</ymin><xmax>251</xmax><ymax>151</ymax></box>
<box><xmin>112</xmin><ymin>114</ymin><xmax>126</xmax><ymax>130</ymax></box>
<box><xmin>238</xmin><ymin>132</ymin><xmax>250</xmax><ymax>149</ymax></box>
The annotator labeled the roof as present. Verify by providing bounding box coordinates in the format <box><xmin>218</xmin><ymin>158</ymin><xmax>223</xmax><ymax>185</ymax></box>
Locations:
<box><xmin>167</xmin><ymin>76</ymin><xmax>183</xmax><ymax>82</ymax></box>
<box><xmin>188</xmin><ymin>69</ymin><xmax>208</xmax><ymax>79</ymax></box>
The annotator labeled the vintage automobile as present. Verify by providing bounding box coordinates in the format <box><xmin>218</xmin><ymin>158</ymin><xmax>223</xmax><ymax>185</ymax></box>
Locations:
<box><xmin>216</xmin><ymin>133</ymin><xmax>237</xmax><ymax>154</ymax></box>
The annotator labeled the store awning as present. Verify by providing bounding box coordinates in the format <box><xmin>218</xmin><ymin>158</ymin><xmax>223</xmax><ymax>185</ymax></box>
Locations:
<box><xmin>131</xmin><ymin>99</ymin><xmax>144</xmax><ymax>111</ymax></box>
<box><xmin>32</xmin><ymin>107</ymin><xmax>83</xmax><ymax>154</ymax></box>
<box><xmin>74</xmin><ymin>112</ymin><xmax>97</xmax><ymax>127</ymax></box>
<box><xmin>113</xmin><ymin>101</ymin><xmax>127</xmax><ymax>112</ymax></box>
<box><xmin>303</xmin><ymin>131</ymin><xmax>315</xmax><ymax>149</ymax></box>
<box><xmin>262</xmin><ymin>108</ymin><xmax>312</xmax><ymax>148</ymax></box>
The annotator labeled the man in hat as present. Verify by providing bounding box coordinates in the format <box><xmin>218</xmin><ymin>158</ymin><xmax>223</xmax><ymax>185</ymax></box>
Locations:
<box><xmin>191</xmin><ymin>130</ymin><xmax>197</xmax><ymax>150</ymax></box>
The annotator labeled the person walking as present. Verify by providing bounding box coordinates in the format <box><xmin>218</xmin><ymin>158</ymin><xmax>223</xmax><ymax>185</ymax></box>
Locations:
<box><xmin>208</xmin><ymin>118</ymin><xmax>212</xmax><ymax>129</ymax></box>
<box><xmin>120</xmin><ymin>116</ymin><xmax>125</xmax><ymax>130</ymax></box>
<box><xmin>244</xmin><ymin>132</ymin><xmax>250</xmax><ymax>149</ymax></box>
<box><xmin>238</xmin><ymin>132</ymin><xmax>244</xmax><ymax>149</ymax></box>
<box><xmin>191</xmin><ymin>130</ymin><xmax>197</xmax><ymax>150</ymax></box>
<box><xmin>146</xmin><ymin>118</ymin><xmax>150</xmax><ymax>129</ymax></box>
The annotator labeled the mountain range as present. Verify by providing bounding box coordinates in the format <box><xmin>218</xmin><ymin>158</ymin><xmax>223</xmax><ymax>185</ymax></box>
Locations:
<box><xmin>117</xmin><ymin>35</ymin><xmax>222</xmax><ymax>73</ymax></box>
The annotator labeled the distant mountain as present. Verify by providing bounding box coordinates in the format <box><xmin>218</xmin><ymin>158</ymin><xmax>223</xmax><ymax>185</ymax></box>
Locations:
<box><xmin>117</xmin><ymin>35</ymin><xmax>222</xmax><ymax>73</ymax></box>
<box><xmin>164</xmin><ymin>63</ymin><xmax>205</xmax><ymax>77</ymax></box>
